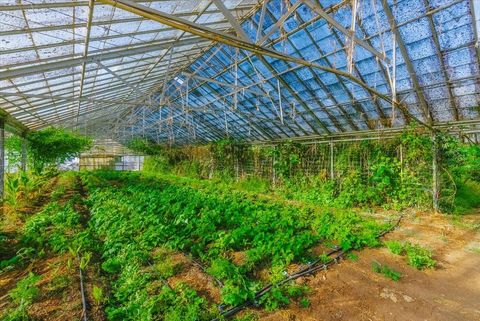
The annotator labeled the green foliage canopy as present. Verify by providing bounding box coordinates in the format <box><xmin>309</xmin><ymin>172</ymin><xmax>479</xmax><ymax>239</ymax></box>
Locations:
<box><xmin>27</xmin><ymin>127</ymin><xmax>92</xmax><ymax>173</ymax></box>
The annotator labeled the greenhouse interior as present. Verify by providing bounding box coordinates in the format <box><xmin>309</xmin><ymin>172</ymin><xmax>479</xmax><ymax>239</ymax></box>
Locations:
<box><xmin>0</xmin><ymin>0</ymin><xmax>479</xmax><ymax>320</ymax></box>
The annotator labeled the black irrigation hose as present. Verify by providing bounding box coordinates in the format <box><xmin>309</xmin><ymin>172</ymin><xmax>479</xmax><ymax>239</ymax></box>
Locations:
<box><xmin>212</xmin><ymin>213</ymin><xmax>404</xmax><ymax>320</ymax></box>
<box><xmin>212</xmin><ymin>249</ymin><xmax>343</xmax><ymax>321</ymax></box>
<box><xmin>78</xmin><ymin>255</ymin><xmax>88</xmax><ymax>321</ymax></box>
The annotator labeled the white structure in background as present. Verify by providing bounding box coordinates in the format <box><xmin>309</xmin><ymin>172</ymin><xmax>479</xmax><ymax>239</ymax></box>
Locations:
<box><xmin>78</xmin><ymin>139</ymin><xmax>144</xmax><ymax>171</ymax></box>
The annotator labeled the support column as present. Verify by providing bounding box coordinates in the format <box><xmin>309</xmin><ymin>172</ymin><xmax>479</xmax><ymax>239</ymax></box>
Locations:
<box><xmin>432</xmin><ymin>133</ymin><xmax>440</xmax><ymax>212</ymax></box>
<box><xmin>21</xmin><ymin>137</ymin><xmax>27</xmax><ymax>172</ymax></box>
<box><xmin>272</xmin><ymin>153</ymin><xmax>277</xmax><ymax>186</ymax></box>
<box><xmin>329</xmin><ymin>141</ymin><xmax>334</xmax><ymax>179</ymax></box>
<box><xmin>0</xmin><ymin>119</ymin><xmax>5</xmax><ymax>205</ymax></box>
<box><xmin>399</xmin><ymin>143</ymin><xmax>403</xmax><ymax>177</ymax></box>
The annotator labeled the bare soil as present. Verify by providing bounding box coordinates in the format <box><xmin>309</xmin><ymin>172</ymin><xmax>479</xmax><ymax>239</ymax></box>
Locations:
<box><xmin>167</xmin><ymin>252</ymin><xmax>222</xmax><ymax>303</ymax></box>
<box><xmin>255</xmin><ymin>211</ymin><xmax>480</xmax><ymax>321</ymax></box>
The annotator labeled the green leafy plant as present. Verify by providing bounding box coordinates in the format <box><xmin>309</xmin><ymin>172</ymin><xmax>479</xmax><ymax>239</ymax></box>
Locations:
<box><xmin>80</xmin><ymin>252</ymin><xmax>92</xmax><ymax>270</ymax></box>
<box><xmin>1</xmin><ymin>272</ymin><xmax>41</xmax><ymax>321</ymax></box>
<box><xmin>384</xmin><ymin>240</ymin><xmax>403</xmax><ymax>255</ymax></box>
<box><xmin>4</xmin><ymin>175</ymin><xmax>21</xmax><ymax>209</ymax></box>
<box><xmin>404</xmin><ymin>244</ymin><xmax>436</xmax><ymax>270</ymax></box>
<box><xmin>299</xmin><ymin>297</ymin><xmax>311</xmax><ymax>308</ymax></box>
<box><xmin>27</xmin><ymin>127</ymin><xmax>92</xmax><ymax>173</ymax></box>
<box><xmin>92</xmin><ymin>285</ymin><xmax>105</xmax><ymax>305</ymax></box>
<box><xmin>372</xmin><ymin>261</ymin><xmax>402</xmax><ymax>281</ymax></box>
<box><xmin>77</xmin><ymin>170</ymin><xmax>395</xmax><ymax>318</ymax></box>
<box><xmin>384</xmin><ymin>241</ymin><xmax>436</xmax><ymax>270</ymax></box>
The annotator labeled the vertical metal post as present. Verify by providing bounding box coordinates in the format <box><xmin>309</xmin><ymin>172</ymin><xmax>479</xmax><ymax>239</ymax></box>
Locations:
<box><xmin>272</xmin><ymin>153</ymin><xmax>277</xmax><ymax>186</ymax></box>
<box><xmin>399</xmin><ymin>143</ymin><xmax>403</xmax><ymax>176</ymax></box>
<box><xmin>329</xmin><ymin>141</ymin><xmax>334</xmax><ymax>179</ymax></box>
<box><xmin>432</xmin><ymin>133</ymin><xmax>440</xmax><ymax>212</ymax></box>
<box><xmin>0</xmin><ymin>119</ymin><xmax>5</xmax><ymax>205</ymax></box>
<box><xmin>21</xmin><ymin>137</ymin><xmax>27</xmax><ymax>172</ymax></box>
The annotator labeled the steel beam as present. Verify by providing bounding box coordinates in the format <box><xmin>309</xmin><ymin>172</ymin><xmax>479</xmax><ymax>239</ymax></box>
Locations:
<box><xmin>470</xmin><ymin>0</ymin><xmax>480</xmax><ymax>69</ymax></box>
<box><xmin>301</xmin><ymin>0</ymin><xmax>390</xmax><ymax>65</ymax></box>
<box><xmin>0</xmin><ymin>37</ymin><xmax>207</xmax><ymax>81</ymax></box>
<box><xmin>96</xmin><ymin>0</ymin><xmax>402</xmax><ymax>110</ymax></box>
<box><xmin>0</xmin><ymin>6</ymin><xmax>254</xmax><ymax>37</ymax></box>
<box><xmin>0</xmin><ymin>92</ymin><xmax>142</xmax><ymax>106</ymax></box>
<box><xmin>258</xmin><ymin>2</ymin><xmax>301</xmax><ymax>44</ymax></box>
<box><xmin>75</xmin><ymin>0</ymin><xmax>96</xmax><ymax>125</ymax></box>
<box><xmin>381</xmin><ymin>0</ymin><xmax>433</xmax><ymax>124</ymax></box>
<box><xmin>423</xmin><ymin>0</ymin><xmax>460</xmax><ymax>121</ymax></box>
<box><xmin>211</xmin><ymin>0</ymin><xmax>329</xmax><ymax>134</ymax></box>
<box><xmin>183</xmin><ymin>72</ymin><xmax>268</xmax><ymax>98</ymax></box>
<box><xmin>256</xmin><ymin>0</ymin><xmax>269</xmax><ymax>43</ymax></box>
<box><xmin>160</xmin><ymin>0</ymin><xmax>464</xmax><ymax>110</ymax></box>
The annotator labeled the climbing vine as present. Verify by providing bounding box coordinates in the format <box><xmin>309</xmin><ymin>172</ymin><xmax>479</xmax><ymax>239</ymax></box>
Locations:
<box><xmin>141</xmin><ymin>125</ymin><xmax>479</xmax><ymax>212</ymax></box>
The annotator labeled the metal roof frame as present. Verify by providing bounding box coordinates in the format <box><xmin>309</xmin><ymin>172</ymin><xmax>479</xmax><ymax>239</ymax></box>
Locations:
<box><xmin>0</xmin><ymin>0</ymin><xmax>478</xmax><ymax>146</ymax></box>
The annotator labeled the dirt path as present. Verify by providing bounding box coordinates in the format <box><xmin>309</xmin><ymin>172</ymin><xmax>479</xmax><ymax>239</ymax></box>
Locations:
<box><xmin>257</xmin><ymin>212</ymin><xmax>480</xmax><ymax>321</ymax></box>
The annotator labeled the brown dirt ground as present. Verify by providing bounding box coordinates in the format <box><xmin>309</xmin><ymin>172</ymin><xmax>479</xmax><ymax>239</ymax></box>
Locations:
<box><xmin>166</xmin><ymin>252</ymin><xmax>222</xmax><ymax>303</ymax></box>
<box><xmin>252</xmin><ymin>210</ymin><xmax>480</xmax><ymax>321</ymax></box>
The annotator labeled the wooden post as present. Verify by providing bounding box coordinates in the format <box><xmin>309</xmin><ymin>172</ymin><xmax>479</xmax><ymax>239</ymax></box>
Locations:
<box><xmin>432</xmin><ymin>133</ymin><xmax>440</xmax><ymax>212</ymax></box>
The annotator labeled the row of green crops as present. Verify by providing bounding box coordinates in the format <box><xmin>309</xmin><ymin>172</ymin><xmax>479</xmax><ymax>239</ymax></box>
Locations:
<box><xmin>0</xmin><ymin>173</ymin><xmax>97</xmax><ymax>321</ymax></box>
<box><xmin>80</xmin><ymin>170</ymin><xmax>391</xmax><ymax>321</ymax></box>
<box><xmin>1</xmin><ymin>173</ymin><xmax>91</xmax><ymax>273</ymax></box>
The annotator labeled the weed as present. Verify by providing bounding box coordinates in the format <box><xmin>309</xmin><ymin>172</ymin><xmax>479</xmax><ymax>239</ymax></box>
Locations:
<box><xmin>469</xmin><ymin>247</ymin><xmax>480</xmax><ymax>254</ymax></box>
<box><xmin>384</xmin><ymin>241</ymin><xmax>436</xmax><ymax>270</ymax></box>
<box><xmin>372</xmin><ymin>261</ymin><xmax>402</xmax><ymax>281</ymax></box>
<box><xmin>9</xmin><ymin>272</ymin><xmax>41</xmax><ymax>305</ymax></box>
<box><xmin>155</xmin><ymin>258</ymin><xmax>176</xmax><ymax>279</ymax></box>
<box><xmin>384</xmin><ymin>240</ymin><xmax>403</xmax><ymax>255</ymax></box>
<box><xmin>404</xmin><ymin>244</ymin><xmax>436</xmax><ymax>270</ymax></box>
<box><xmin>92</xmin><ymin>285</ymin><xmax>105</xmax><ymax>305</ymax></box>
<box><xmin>259</xmin><ymin>286</ymin><xmax>290</xmax><ymax>311</ymax></box>
<box><xmin>299</xmin><ymin>297</ymin><xmax>311</xmax><ymax>308</ymax></box>
<box><xmin>46</xmin><ymin>275</ymin><xmax>70</xmax><ymax>293</ymax></box>
<box><xmin>347</xmin><ymin>252</ymin><xmax>359</xmax><ymax>261</ymax></box>
<box><xmin>234</xmin><ymin>312</ymin><xmax>259</xmax><ymax>321</ymax></box>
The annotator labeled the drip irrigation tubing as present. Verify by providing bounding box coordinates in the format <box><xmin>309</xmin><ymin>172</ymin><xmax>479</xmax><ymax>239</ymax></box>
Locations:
<box><xmin>212</xmin><ymin>213</ymin><xmax>404</xmax><ymax>320</ymax></box>
<box><xmin>78</xmin><ymin>255</ymin><xmax>88</xmax><ymax>321</ymax></box>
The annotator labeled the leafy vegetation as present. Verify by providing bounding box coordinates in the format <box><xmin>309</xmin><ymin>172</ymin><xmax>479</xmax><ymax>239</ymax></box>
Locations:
<box><xmin>371</xmin><ymin>261</ymin><xmax>402</xmax><ymax>281</ymax></box>
<box><xmin>76</xmin><ymin>170</ymin><xmax>390</xmax><ymax>320</ymax></box>
<box><xmin>2</xmin><ymin>125</ymin><xmax>476</xmax><ymax>320</ymax></box>
<box><xmin>27</xmin><ymin>127</ymin><xmax>92</xmax><ymax>173</ymax></box>
<box><xmin>3</xmin><ymin>171</ymin><xmax>50</xmax><ymax>213</ymax></box>
<box><xmin>1</xmin><ymin>272</ymin><xmax>41</xmax><ymax>321</ymax></box>
<box><xmin>384</xmin><ymin>241</ymin><xmax>436</xmax><ymax>270</ymax></box>
<box><xmin>141</xmin><ymin>126</ymin><xmax>480</xmax><ymax>212</ymax></box>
